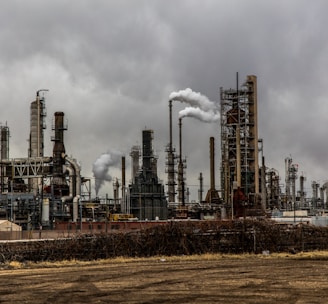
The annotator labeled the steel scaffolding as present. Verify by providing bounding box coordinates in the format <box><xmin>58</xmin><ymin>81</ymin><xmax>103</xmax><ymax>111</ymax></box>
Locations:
<box><xmin>220</xmin><ymin>75</ymin><xmax>259</xmax><ymax>205</ymax></box>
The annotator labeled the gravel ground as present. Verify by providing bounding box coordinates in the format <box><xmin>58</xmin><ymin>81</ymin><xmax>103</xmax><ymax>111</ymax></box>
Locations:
<box><xmin>0</xmin><ymin>255</ymin><xmax>327</xmax><ymax>303</ymax></box>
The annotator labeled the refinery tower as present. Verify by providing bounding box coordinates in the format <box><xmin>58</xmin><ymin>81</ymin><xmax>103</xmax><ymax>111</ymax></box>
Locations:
<box><xmin>220</xmin><ymin>75</ymin><xmax>259</xmax><ymax>210</ymax></box>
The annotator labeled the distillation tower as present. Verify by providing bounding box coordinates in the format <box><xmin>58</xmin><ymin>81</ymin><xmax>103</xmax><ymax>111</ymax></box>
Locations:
<box><xmin>29</xmin><ymin>90</ymin><xmax>48</xmax><ymax>195</ymax></box>
<box><xmin>220</xmin><ymin>75</ymin><xmax>259</xmax><ymax>206</ymax></box>
<box><xmin>0</xmin><ymin>91</ymin><xmax>84</xmax><ymax>229</ymax></box>
<box><xmin>285</xmin><ymin>157</ymin><xmax>298</xmax><ymax>208</ymax></box>
<box><xmin>129</xmin><ymin>129</ymin><xmax>167</xmax><ymax>220</ymax></box>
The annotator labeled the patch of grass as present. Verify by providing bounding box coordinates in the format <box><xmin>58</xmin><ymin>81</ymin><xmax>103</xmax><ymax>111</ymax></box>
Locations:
<box><xmin>5</xmin><ymin>251</ymin><xmax>328</xmax><ymax>270</ymax></box>
<box><xmin>289</xmin><ymin>251</ymin><xmax>328</xmax><ymax>260</ymax></box>
<box><xmin>7</xmin><ymin>261</ymin><xmax>24</xmax><ymax>269</ymax></box>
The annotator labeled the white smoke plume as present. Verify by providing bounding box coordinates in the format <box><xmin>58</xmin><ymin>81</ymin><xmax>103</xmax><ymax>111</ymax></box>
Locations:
<box><xmin>170</xmin><ymin>88</ymin><xmax>219</xmax><ymax>122</ymax></box>
<box><xmin>169</xmin><ymin>88</ymin><xmax>217</xmax><ymax>112</ymax></box>
<box><xmin>92</xmin><ymin>150</ymin><xmax>122</xmax><ymax>195</ymax></box>
<box><xmin>179</xmin><ymin>107</ymin><xmax>220</xmax><ymax>123</ymax></box>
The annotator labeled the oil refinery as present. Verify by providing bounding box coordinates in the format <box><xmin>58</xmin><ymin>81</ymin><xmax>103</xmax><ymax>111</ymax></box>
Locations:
<box><xmin>0</xmin><ymin>75</ymin><xmax>328</xmax><ymax>234</ymax></box>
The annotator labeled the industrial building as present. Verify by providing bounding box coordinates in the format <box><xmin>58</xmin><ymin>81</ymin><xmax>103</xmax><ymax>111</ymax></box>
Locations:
<box><xmin>0</xmin><ymin>91</ymin><xmax>85</xmax><ymax>230</ymax></box>
<box><xmin>129</xmin><ymin>129</ymin><xmax>167</xmax><ymax>220</ymax></box>
<box><xmin>219</xmin><ymin>75</ymin><xmax>328</xmax><ymax>222</ymax></box>
<box><xmin>220</xmin><ymin>75</ymin><xmax>261</xmax><ymax>217</ymax></box>
<box><xmin>1</xmin><ymin>75</ymin><xmax>328</xmax><ymax>234</ymax></box>
<box><xmin>0</xmin><ymin>90</ymin><xmax>168</xmax><ymax>230</ymax></box>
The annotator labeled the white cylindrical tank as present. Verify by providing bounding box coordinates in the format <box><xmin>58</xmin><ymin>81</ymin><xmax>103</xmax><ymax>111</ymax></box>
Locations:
<box><xmin>42</xmin><ymin>198</ymin><xmax>50</xmax><ymax>225</ymax></box>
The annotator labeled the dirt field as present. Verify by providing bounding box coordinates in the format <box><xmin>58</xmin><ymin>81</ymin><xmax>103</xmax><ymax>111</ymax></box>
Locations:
<box><xmin>0</xmin><ymin>254</ymin><xmax>328</xmax><ymax>303</ymax></box>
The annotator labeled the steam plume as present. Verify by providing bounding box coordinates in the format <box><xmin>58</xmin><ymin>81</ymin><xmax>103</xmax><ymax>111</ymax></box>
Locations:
<box><xmin>170</xmin><ymin>88</ymin><xmax>219</xmax><ymax>122</ymax></box>
<box><xmin>179</xmin><ymin>107</ymin><xmax>220</xmax><ymax>123</ymax></box>
<box><xmin>92</xmin><ymin>150</ymin><xmax>122</xmax><ymax>195</ymax></box>
<box><xmin>169</xmin><ymin>88</ymin><xmax>217</xmax><ymax>111</ymax></box>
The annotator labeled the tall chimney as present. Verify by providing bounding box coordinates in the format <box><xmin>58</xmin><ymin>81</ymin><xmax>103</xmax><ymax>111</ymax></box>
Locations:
<box><xmin>178</xmin><ymin>118</ymin><xmax>185</xmax><ymax>205</ymax></box>
<box><xmin>205</xmin><ymin>137</ymin><xmax>220</xmax><ymax>204</ymax></box>
<box><xmin>122</xmin><ymin>155</ymin><xmax>125</xmax><ymax>200</ymax></box>
<box><xmin>52</xmin><ymin>112</ymin><xmax>67</xmax><ymax>184</ymax></box>
<box><xmin>209</xmin><ymin>137</ymin><xmax>215</xmax><ymax>190</ymax></box>
<box><xmin>198</xmin><ymin>172</ymin><xmax>203</xmax><ymax>203</ymax></box>
<box><xmin>167</xmin><ymin>100</ymin><xmax>176</xmax><ymax>202</ymax></box>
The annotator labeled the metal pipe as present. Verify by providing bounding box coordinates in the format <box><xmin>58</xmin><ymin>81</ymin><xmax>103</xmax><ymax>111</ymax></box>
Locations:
<box><xmin>0</xmin><ymin>156</ymin><xmax>52</xmax><ymax>165</ymax></box>
<box><xmin>122</xmin><ymin>156</ymin><xmax>126</xmax><ymax>213</ymax></box>
<box><xmin>63</xmin><ymin>154</ymin><xmax>81</xmax><ymax>196</ymax></box>
<box><xmin>61</xmin><ymin>165</ymin><xmax>74</xmax><ymax>203</ymax></box>
<box><xmin>62</xmin><ymin>154</ymin><xmax>82</xmax><ymax>222</ymax></box>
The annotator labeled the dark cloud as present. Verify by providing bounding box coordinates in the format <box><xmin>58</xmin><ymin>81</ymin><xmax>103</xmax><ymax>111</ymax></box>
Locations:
<box><xmin>0</xmin><ymin>0</ymin><xmax>327</xmax><ymax>197</ymax></box>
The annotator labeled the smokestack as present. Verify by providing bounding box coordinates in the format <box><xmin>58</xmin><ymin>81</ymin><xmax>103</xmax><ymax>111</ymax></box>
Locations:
<box><xmin>205</xmin><ymin>137</ymin><xmax>220</xmax><ymax>204</ymax></box>
<box><xmin>179</xmin><ymin>118</ymin><xmax>182</xmax><ymax>166</ymax></box>
<box><xmin>300</xmin><ymin>174</ymin><xmax>305</xmax><ymax>207</ymax></box>
<box><xmin>169</xmin><ymin>100</ymin><xmax>173</xmax><ymax>152</ymax></box>
<box><xmin>121</xmin><ymin>156</ymin><xmax>127</xmax><ymax>213</ymax></box>
<box><xmin>52</xmin><ymin>112</ymin><xmax>67</xmax><ymax>184</ymax></box>
<box><xmin>198</xmin><ymin>172</ymin><xmax>203</xmax><ymax>203</ymax></box>
<box><xmin>167</xmin><ymin>100</ymin><xmax>176</xmax><ymax>202</ymax></box>
<box><xmin>209</xmin><ymin>137</ymin><xmax>215</xmax><ymax>190</ymax></box>
<box><xmin>178</xmin><ymin>118</ymin><xmax>185</xmax><ymax>205</ymax></box>
<box><xmin>113</xmin><ymin>179</ymin><xmax>119</xmax><ymax>210</ymax></box>
<box><xmin>122</xmin><ymin>156</ymin><xmax>125</xmax><ymax>197</ymax></box>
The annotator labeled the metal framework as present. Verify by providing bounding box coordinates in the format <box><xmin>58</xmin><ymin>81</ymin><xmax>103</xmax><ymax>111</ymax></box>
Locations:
<box><xmin>10</xmin><ymin>157</ymin><xmax>52</xmax><ymax>178</ymax></box>
<box><xmin>220</xmin><ymin>75</ymin><xmax>259</xmax><ymax>204</ymax></box>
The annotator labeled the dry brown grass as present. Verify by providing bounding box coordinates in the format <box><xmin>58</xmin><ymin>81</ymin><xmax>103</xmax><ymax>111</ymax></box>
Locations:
<box><xmin>2</xmin><ymin>250</ymin><xmax>327</xmax><ymax>270</ymax></box>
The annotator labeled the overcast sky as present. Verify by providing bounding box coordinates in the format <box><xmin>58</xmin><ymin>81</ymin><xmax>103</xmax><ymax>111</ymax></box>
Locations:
<box><xmin>1</xmin><ymin>0</ymin><xmax>328</xmax><ymax>200</ymax></box>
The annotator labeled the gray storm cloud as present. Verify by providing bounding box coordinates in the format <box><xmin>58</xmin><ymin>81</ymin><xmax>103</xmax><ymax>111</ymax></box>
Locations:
<box><xmin>1</xmin><ymin>1</ymin><xmax>328</xmax><ymax>198</ymax></box>
<box><xmin>92</xmin><ymin>150</ymin><xmax>122</xmax><ymax>195</ymax></box>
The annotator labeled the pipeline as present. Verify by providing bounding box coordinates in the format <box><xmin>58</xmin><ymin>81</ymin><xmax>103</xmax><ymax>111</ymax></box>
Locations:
<box><xmin>62</xmin><ymin>153</ymin><xmax>81</xmax><ymax>222</ymax></box>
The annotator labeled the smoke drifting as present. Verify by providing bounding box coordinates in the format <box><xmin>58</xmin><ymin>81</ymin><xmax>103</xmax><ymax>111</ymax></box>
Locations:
<box><xmin>169</xmin><ymin>88</ymin><xmax>216</xmax><ymax>111</ymax></box>
<box><xmin>170</xmin><ymin>88</ymin><xmax>219</xmax><ymax>122</ymax></box>
<box><xmin>179</xmin><ymin>107</ymin><xmax>219</xmax><ymax>123</ymax></box>
<box><xmin>92</xmin><ymin>150</ymin><xmax>122</xmax><ymax>195</ymax></box>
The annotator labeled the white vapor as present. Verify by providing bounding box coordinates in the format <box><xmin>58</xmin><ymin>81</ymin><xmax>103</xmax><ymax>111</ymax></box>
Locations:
<box><xmin>170</xmin><ymin>88</ymin><xmax>219</xmax><ymax>123</ymax></box>
<box><xmin>179</xmin><ymin>107</ymin><xmax>220</xmax><ymax>123</ymax></box>
<box><xmin>169</xmin><ymin>88</ymin><xmax>217</xmax><ymax>111</ymax></box>
<box><xmin>92</xmin><ymin>150</ymin><xmax>122</xmax><ymax>195</ymax></box>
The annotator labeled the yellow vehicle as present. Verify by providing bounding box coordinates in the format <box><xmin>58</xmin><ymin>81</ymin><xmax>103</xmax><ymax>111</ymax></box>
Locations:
<box><xmin>109</xmin><ymin>213</ymin><xmax>134</xmax><ymax>221</ymax></box>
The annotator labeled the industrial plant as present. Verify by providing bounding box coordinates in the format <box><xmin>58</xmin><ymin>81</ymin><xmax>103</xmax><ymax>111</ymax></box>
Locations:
<box><xmin>1</xmin><ymin>75</ymin><xmax>328</xmax><ymax>235</ymax></box>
